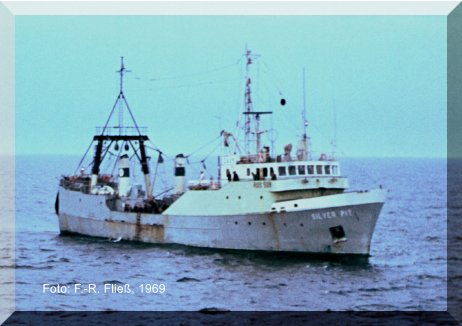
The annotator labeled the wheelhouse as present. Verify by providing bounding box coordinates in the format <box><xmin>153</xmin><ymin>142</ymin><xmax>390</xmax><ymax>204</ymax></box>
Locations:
<box><xmin>218</xmin><ymin>154</ymin><xmax>341</xmax><ymax>185</ymax></box>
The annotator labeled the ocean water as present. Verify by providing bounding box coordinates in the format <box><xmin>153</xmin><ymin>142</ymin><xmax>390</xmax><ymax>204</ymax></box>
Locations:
<box><xmin>448</xmin><ymin>158</ymin><xmax>462</xmax><ymax>322</ymax></box>
<box><xmin>0</xmin><ymin>155</ymin><xmax>15</xmax><ymax>324</ymax></box>
<box><xmin>13</xmin><ymin>155</ymin><xmax>447</xmax><ymax>311</ymax></box>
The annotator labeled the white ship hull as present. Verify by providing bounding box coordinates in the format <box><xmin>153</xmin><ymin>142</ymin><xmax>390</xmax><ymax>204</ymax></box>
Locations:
<box><xmin>57</xmin><ymin>185</ymin><xmax>386</xmax><ymax>255</ymax></box>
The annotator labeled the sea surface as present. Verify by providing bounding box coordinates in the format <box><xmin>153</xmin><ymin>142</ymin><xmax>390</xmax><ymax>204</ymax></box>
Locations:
<box><xmin>12</xmin><ymin>155</ymin><xmax>447</xmax><ymax>311</ymax></box>
<box><xmin>0</xmin><ymin>155</ymin><xmax>15</xmax><ymax>324</ymax></box>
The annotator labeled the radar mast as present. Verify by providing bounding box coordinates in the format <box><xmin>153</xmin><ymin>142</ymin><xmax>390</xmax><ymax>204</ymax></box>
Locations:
<box><xmin>242</xmin><ymin>47</ymin><xmax>271</xmax><ymax>156</ymax></box>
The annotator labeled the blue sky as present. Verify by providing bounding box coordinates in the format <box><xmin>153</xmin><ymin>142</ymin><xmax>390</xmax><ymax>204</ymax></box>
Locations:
<box><xmin>15</xmin><ymin>15</ymin><xmax>446</xmax><ymax>158</ymax></box>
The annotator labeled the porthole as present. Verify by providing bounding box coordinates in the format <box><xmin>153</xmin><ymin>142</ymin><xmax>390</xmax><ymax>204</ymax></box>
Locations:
<box><xmin>248</xmin><ymin>222</ymin><xmax>251</xmax><ymax>225</ymax></box>
<box><xmin>283</xmin><ymin>223</ymin><xmax>287</xmax><ymax>226</ymax></box>
<box><xmin>235</xmin><ymin>221</ymin><xmax>238</xmax><ymax>225</ymax></box>
<box><xmin>294</xmin><ymin>204</ymin><xmax>298</xmax><ymax>208</ymax></box>
<box><xmin>238</xmin><ymin>196</ymin><xmax>241</xmax><ymax>199</ymax></box>
<box><xmin>300</xmin><ymin>223</ymin><xmax>304</xmax><ymax>227</ymax></box>
<box><xmin>260</xmin><ymin>196</ymin><xmax>263</xmax><ymax>199</ymax></box>
<box><xmin>226</xmin><ymin>196</ymin><xmax>229</xmax><ymax>199</ymax></box>
<box><xmin>262</xmin><ymin>222</ymin><xmax>266</xmax><ymax>226</ymax></box>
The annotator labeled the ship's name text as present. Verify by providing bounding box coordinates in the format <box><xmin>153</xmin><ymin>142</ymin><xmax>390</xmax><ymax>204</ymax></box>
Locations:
<box><xmin>253</xmin><ymin>181</ymin><xmax>272</xmax><ymax>188</ymax></box>
<box><xmin>222</xmin><ymin>157</ymin><xmax>237</xmax><ymax>165</ymax></box>
<box><xmin>311</xmin><ymin>209</ymin><xmax>352</xmax><ymax>220</ymax></box>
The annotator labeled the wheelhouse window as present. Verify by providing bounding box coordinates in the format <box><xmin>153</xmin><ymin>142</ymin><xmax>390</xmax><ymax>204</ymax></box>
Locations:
<box><xmin>278</xmin><ymin>166</ymin><xmax>286</xmax><ymax>176</ymax></box>
<box><xmin>307</xmin><ymin>165</ymin><xmax>314</xmax><ymax>175</ymax></box>
<box><xmin>263</xmin><ymin>168</ymin><xmax>268</xmax><ymax>177</ymax></box>
<box><xmin>316</xmin><ymin>165</ymin><xmax>323</xmax><ymax>174</ymax></box>
<box><xmin>298</xmin><ymin>165</ymin><xmax>306</xmax><ymax>175</ymax></box>
<box><xmin>288</xmin><ymin>166</ymin><xmax>296</xmax><ymax>175</ymax></box>
<box><xmin>324</xmin><ymin>165</ymin><xmax>331</xmax><ymax>175</ymax></box>
<box><xmin>332</xmin><ymin>166</ymin><xmax>338</xmax><ymax>175</ymax></box>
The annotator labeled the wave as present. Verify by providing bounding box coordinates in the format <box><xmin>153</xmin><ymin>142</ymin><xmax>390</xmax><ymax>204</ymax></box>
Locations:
<box><xmin>15</xmin><ymin>265</ymin><xmax>53</xmax><ymax>270</ymax></box>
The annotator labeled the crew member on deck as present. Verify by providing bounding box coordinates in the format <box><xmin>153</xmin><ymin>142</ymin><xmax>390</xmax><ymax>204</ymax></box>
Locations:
<box><xmin>161</xmin><ymin>203</ymin><xmax>168</xmax><ymax>212</ymax></box>
<box><xmin>124</xmin><ymin>204</ymin><xmax>132</xmax><ymax>212</ymax></box>
<box><xmin>227</xmin><ymin>170</ymin><xmax>232</xmax><ymax>182</ymax></box>
<box><xmin>233</xmin><ymin>171</ymin><xmax>240</xmax><ymax>181</ymax></box>
<box><xmin>271</xmin><ymin>171</ymin><xmax>277</xmax><ymax>180</ymax></box>
<box><xmin>151</xmin><ymin>200</ymin><xmax>160</xmax><ymax>214</ymax></box>
<box><xmin>143</xmin><ymin>202</ymin><xmax>151</xmax><ymax>213</ymax></box>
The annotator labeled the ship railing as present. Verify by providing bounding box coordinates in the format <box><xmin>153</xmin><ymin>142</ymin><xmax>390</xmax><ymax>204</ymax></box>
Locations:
<box><xmin>59</xmin><ymin>177</ymin><xmax>89</xmax><ymax>193</ymax></box>
<box><xmin>232</xmin><ymin>151</ymin><xmax>337</xmax><ymax>164</ymax></box>
<box><xmin>95</xmin><ymin>126</ymin><xmax>148</xmax><ymax>136</ymax></box>
<box><xmin>187</xmin><ymin>179</ymin><xmax>220</xmax><ymax>191</ymax></box>
<box><xmin>272</xmin><ymin>151</ymin><xmax>337</xmax><ymax>162</ymax></box>
<box><xmin>59</xmin><ymin>175</ymin><xmax>116</xmax><ymax>194</ymax></box>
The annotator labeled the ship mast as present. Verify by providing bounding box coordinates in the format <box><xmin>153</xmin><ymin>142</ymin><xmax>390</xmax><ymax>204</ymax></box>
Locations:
<box><xmin>244</xmin><ymin>47</ymin><xmax>253</xmax><ymax>154</ymax></box>
<box><xmin>303</xmin><ymin>67</ymin><xmax>307</xmax><ymax>140</ymax></box>
<box><xmin>298</xmin><ymin>67</ymin><xmax>309</xmax><ymax>161</ymax></box>
<box><xmin>242</xmin><ymin>47</ymin><xmax>271</xmax><ymax>156</ymax></box>
<box><xmin>116</xmin><ymin>57</ymin><xmax>131</xmax><ymax>135</ymax></box>
<box><xmin>332</xmin><ymin>98</ymin><xmax>337</xmax><ymax>160</ymax></box>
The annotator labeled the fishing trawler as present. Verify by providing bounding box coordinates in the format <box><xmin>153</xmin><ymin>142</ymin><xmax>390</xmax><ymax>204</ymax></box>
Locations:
<box><xmin>56</xmin><ymin>53</ymin><xmax>387</xmax><ymax>255</ymax></box>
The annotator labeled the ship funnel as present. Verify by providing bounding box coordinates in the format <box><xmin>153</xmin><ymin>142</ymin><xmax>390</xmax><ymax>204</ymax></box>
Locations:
<box><xmin>174</xmin><ymin>154</ymin><xmax>186</xmax><ymax>194</ymax></box>
<box><xmin>118</xmin><ymin>154</ymin><xmax>130</xmax><ymax>197</ymax></box>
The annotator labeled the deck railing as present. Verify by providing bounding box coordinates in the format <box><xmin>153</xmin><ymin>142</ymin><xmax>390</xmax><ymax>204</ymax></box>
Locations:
<box><xmin>59</xmin><ymin>175</ymin><xmax>117</xmax><ymax>194</ymax></box>
<box><xmin>228</xmin><ymin>151</ymin><xmax>337</xmax><ymax>164</ymax></box>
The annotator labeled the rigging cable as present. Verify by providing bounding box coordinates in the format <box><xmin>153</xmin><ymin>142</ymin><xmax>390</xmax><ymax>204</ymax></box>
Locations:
<box><xmin>73</xmin><ymin>140</ymin><xmax>94</xmax><ymax>176</ymax></box>
<box><xmin>148</xmin><ymin>59</ymin><xmax>242</xmax><ymax>82</ymax></box>
<box><xmin>80</xmin><ymin>142</ymin><xmax>114</xmax><ymax>178</ymax></box>
<box><xmin>126</xmin><ymin>77</ymin><xmax>245</xmax><ymax>93</ymax></box>
<box><xmin>153</xmin><ymin>187</ymin><xmax>175</xmax><ymax>199</ymax></box>
<box><xmin>185</xmin><ymin>134</ymin><xmax>222</xmax><ymax>159</ymax></box>
<box><xmin>188</xmin><ymin>141</ymin><xmax>222</xmax><ymax>178</ymax></box>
